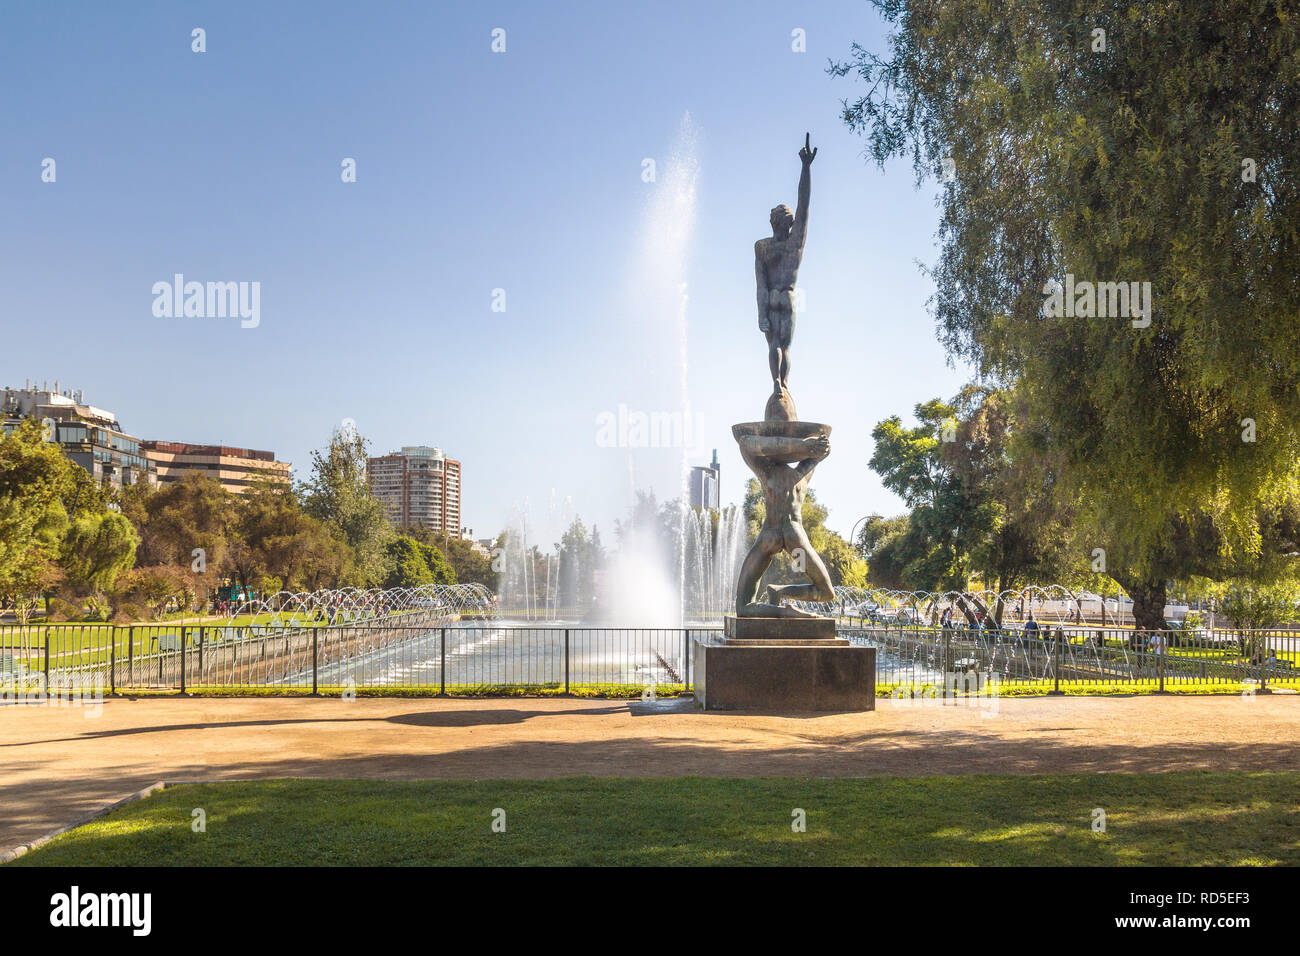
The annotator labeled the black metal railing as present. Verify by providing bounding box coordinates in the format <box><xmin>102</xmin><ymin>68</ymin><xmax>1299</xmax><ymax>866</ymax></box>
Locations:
<box><xmin>840</xmin><ymin>622</ymin><xmax>1300</xmax><ymax>692</ymax></box>
<box><xmin>0</xmin><ymin>622</ymin><xmax>715</xmax><ymax>695</ymax></box>
<box><xmin>2</xmin><ymin>619</ymin><xmax>1296</xmax><ymax>697</ymax></box>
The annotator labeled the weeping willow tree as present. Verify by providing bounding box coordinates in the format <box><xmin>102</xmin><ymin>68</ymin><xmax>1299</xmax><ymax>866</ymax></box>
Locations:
<box><xmin>833</xmin><ymin>0</ymin><xmax>1300</xmax><ymax>627</ymax></box>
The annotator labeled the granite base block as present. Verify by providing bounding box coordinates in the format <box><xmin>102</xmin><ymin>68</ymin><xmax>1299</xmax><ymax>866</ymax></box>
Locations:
<box><xmin>694</xmin><ymin>638</ymin><xmax>875</xmax><ymax>712</ymax></box>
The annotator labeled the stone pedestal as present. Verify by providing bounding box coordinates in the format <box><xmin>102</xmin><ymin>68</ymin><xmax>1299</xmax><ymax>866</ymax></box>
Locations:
<box><xmin>694</xmin><ymin>620</ymin><xmax>875</xmax><ymax>712</ymax></box>
<box><xmin>726</xmin><ymin>615</ymin><xmax>840</xmax><ymax>642</ymax></box>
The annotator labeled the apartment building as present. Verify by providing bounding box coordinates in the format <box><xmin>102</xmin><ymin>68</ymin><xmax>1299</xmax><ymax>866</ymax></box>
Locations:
<box><xmin>367</xmin><ymin>445</ymin><xmax>462</xmax><ymax>533</ymax></box>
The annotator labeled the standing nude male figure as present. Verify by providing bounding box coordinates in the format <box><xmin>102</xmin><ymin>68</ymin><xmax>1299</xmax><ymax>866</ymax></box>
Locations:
<box><xmin>755</xmin><ymin>133</ymin><xmax>816</xmax><ymax>397</ymax></box>
<box><xmin>734</xmin><ymin>431</ymin><xmax>835</xmax><ymax>618</ymax></box>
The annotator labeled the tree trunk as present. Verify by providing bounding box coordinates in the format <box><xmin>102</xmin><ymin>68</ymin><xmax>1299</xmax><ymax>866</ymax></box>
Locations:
<box><xmin>1113</xmin><ymin>574</ymin><xmax>1167</xmax><ymax>633</ymax></box>
<box><xmin>954</xmin><ymin>594</ymin><xmax>980</xmax><ymax>626</ymax></box>
<box><xmin>959</xmin><ymin>593</ymin><xmax>995</xmax><ymax>627</ymax></box>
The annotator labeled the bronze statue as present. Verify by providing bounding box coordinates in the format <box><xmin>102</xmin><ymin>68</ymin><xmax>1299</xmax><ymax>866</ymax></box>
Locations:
<box><xmin>732</xmin><ymin>133</ymin><xmax>833</xmax><ymax>621</ymax></box>
<box><xmin>733</xmin><ymin>427</ymin><xmax>834</xmax><ymax>618</ymax></box>
<box><xmin>755</xmin><ymin>133</ymin><xmax>816</xmax><ymax>402</ymax></box>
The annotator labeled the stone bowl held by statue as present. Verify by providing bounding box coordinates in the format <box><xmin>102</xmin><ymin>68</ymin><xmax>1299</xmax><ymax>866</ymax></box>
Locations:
<box><xmin>731</xmin><ymin>422</ymin><xmax>831</xmax><ymax>461</ymax></box>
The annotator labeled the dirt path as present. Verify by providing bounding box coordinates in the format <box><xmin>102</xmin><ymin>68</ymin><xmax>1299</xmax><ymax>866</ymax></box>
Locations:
<box><xmin>3</xmin><ymin>694</ymin><xmax>1298</xmax><ymax>852</ymax></box>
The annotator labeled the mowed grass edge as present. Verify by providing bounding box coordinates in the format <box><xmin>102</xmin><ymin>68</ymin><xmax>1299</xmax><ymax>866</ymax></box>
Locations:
<box><xmin>9</xmin><ymin>773</ymin><xmax>1299</xmax><ymax>866</ymax></box>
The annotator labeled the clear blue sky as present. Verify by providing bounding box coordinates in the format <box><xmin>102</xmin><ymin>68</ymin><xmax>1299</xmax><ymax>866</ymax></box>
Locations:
<box><xmin>0</xmin><ymin>0</ymin><xmax>970</xmax><ymax>546</ymax></box>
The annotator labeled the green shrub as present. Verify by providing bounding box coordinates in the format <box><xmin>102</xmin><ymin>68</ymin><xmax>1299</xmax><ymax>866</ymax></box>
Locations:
<box><xmin>46</xmin><ymin>597</ymin><xmax>83</xmax><ymax>621</ymax></box>
<box><xmin>112</xmin><ymin>602</ymin><xmax>142</xmax><ymax>625</ymax></box>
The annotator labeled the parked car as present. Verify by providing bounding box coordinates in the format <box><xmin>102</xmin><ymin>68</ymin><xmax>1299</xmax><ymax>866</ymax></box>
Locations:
<box><xmin>850</xmin><ymin>601</ymin><xmax>881</xmax><ymax>622</ymax></box>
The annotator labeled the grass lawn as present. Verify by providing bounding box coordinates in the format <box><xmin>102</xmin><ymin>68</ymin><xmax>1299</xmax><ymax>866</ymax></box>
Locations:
<box><xmin>9</xmin><ymin>773</ymin><xmax>1299</xmax><ymax>866</ymax></box>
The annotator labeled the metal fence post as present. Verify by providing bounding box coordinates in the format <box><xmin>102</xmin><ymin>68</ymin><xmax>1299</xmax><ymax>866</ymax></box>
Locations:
<box><xmin>564</xmin><ymin>628</ymin><xmax>570</xmax><ymax>695</ymax></box>
<box><xmin>179</xmin><ymin>626</ymin><xmax>187</xmax><ymax>695</ymax></box>
<box><xmin>109</xmin><ymin>626</ymin><xmax>115</xmax><ymax>695</ymax></box>
<box><xmin>198</xmin><ymin>626</ymin><xmax>205</xmax><ymax>678</ymax></box>
<box><xmin>43</xmin><ymin>627</ymin><xmax>50</xmax><ymax>692</ymax></box>
<box><xmin>1053</xmin><ymin>631</ymin><xmax>1062</xmax><ymax>695</ymax></box>
<box><xmin>683</xmin><ymin>629</ymin><xmax>689</xmax><ymax>689</ymax></box>
<box><xmin>1259</xmin><ymin>630</ymin><xmax>1268</xmax><ymax>693</ymax></box>
<box><xmin>440</xmin><ymin>627</ymin><xmax>446</xmax><ymax>695</ymax></box>
<box><xmin>311</xmin><ymin>628</ymin><xmax>319</xmax><ymax>695</ymax></box>
<box><xmin>127</xmin><ymin>625</ymin><xmax>134</xmax><ymax>688</ymax></box>
<box><xmin>1158</xmin><ymin>632</ymin><xmax>1165</xmax><ymax>693</ymax></box>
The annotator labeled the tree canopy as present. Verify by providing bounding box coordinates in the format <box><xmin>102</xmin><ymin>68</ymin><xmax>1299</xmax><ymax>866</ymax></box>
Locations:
<box><xmin>300</xmin><ymin>427</ymin><xmax>393</xmax><ymax>587</ymax></box>
<box><xmin>0</xmin><ymin>419</ymin><xmax>77</xmax><ymax>621</ymax></box>
<box><xmin>1</xmin><ymin>420</ymin><xmax>486</xmax><ymax>623</ymax></box>
<box><xmin>834</xmin><ymin>0</ymin><xmax>1300</xmax><ymax>626</ymax></box>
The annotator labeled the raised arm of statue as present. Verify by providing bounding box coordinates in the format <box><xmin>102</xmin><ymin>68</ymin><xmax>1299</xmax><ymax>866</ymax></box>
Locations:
<box><xmin>793</xmin><ymin>455</ymin><xmax>820</xmax><ymax>481</ymax></box>
<box><xmin>793</xmin><ymin>133</ymin><xmax>816</xmax><ymax>250</ymax></box>
<box><xmin>793</xmin><ymin>435</ymin><xmax>830</xmax><ymax>479</ymax></box>
<box><xmin>737</xmin><ymin>434</ymin><xmax>771</xmax><ymax>474</ymax></box>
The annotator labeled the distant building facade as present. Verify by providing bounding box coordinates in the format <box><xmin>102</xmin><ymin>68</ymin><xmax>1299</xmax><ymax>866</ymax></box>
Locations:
<box><xmin>367</xmin><ymin>445</ymin><xmax>462</xmax><ymax>534</ymax></box>
<box><xmin>141</xmin><ymin>441</ymin><xmax>291</xmax><ymax>495</ymax></box>
<box><xmin>1</xmin><ymin>383</ymin><xmax>156</xmax><ymax>489</ymax></box>
<box><xmin>689</xmin><ymin>449</ymin><xmax>721</xmax><ymax>510</ymax></box>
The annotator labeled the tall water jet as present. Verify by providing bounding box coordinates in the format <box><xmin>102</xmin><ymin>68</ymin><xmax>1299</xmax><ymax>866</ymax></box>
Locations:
<box><xmin>496</xmin><ymin>115</ymin><xmax>744</xmax><ymax>626</ymax></box>
<box><xmin>495</xmin><ymin>513</ymin><xmax>531</xmax><ymax>620</ymax></box>
<box><xmin>613</xmin><ymin>111</ymin><xmax>702</xmax><ymax>626</ymax></box>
